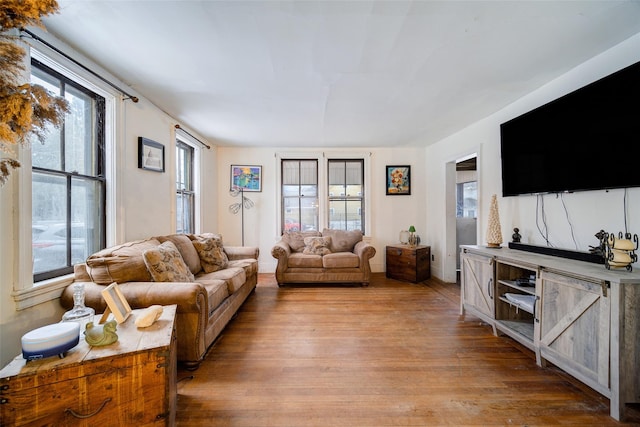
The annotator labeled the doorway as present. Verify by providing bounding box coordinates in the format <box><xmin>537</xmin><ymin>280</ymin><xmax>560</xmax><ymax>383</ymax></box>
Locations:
<box><xmin>444</xmin><ymin>154</ymin><xmax>477</xmax><ymax>284</ymax></box>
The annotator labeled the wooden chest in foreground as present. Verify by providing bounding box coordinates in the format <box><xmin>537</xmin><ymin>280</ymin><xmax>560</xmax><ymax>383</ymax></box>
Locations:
<box><xmin>0</xmin><ymin>305</ymin><xmax>177</xmax><ymax>426</ymax></box>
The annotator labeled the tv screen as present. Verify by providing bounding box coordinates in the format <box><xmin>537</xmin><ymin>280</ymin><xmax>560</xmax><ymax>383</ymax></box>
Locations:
<box><xmin>500</xmin><ymin>60</ymin><xmax>640</xmax><ymax>197</ymax></box>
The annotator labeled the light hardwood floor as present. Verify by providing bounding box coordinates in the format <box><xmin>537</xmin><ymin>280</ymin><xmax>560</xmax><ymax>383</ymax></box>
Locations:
<box><xmin>176</xmin><ymin>273</ymin><xmax>640</xmax><ymax>426</ymax></box>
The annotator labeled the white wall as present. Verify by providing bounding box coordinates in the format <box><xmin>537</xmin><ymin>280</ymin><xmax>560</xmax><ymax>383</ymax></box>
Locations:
<box><xmin>216</xmin><ymin>146</ymin><xmax>426</xmax><ymax>274</ymax></box>
<box><xmin>424</xmin><ymin>33</ymin><xmax>640</xmax><ymax>282</ymax></box>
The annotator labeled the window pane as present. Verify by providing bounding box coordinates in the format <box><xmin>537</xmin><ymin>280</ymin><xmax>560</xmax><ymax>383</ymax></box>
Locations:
<box><xmin>71</xmin><ymin>178</ymin><xmax>102</xmax><ymax>263</ymax></box>
<box><xmin>327</xmin><ymin>159</ymin><xmax>364</xmax><ymax>232</ymax></box>
<box><xmin>65</xmin><ymin>86</ymin><xmax>95</xmax><ymax>175</ymax></box>
<box><xmin>300</xmin><ymin>197</ymin><xmax>319</xmax><ymax>231</ymax></box>
<box><xmin>175</xmin><ymin>141</ymin><xmax>194</xmax><ymax>234</ymax></box>
<box><xmin>176</xmin><ymin>193</ymin><xmax>193</xmax><ymax>234</ymax></box>
<box><xmin>300</xmin><ymin>185</ymin><xmax>317</xmax><ymax>197</ymax></box>
<box><xmin>32</xmin><ymin>173</ymin><xmax>67</xmax><ymax>273</ymax></box>
<box><xmin>31</xmin><ymin>125</ymin><xmax>62</xmax><ymax>170</ymax></box>
<box><xmin>282</xmin><ymin>184</ymin><xmax>300</xmax><ymax>197</ymax></box>
<box><xmin>328</xmin><ymin>200</ymin><xmax>362</xmax><ymax>231</ymax></box>
<box><xmin>281</xmin><ymin>159</ymin><xmax>318</xmax><ymax>233</ymax></box>
<box><xmin>31</xmin><ymin>70</ymin><xmax>63</xmax><ymax>170</ymax></box>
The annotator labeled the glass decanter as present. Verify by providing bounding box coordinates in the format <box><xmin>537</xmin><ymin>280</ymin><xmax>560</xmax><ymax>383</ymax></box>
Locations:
<box><xmin>62</xmin><ymin>283</ymin><xmax>95</xmax><ymax>330</ymax></box>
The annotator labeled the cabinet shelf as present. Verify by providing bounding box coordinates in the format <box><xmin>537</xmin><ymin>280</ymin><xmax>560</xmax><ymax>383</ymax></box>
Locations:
<box><xmin>498</xmin><ymin>279</ymin><xmax>536</xmax><ymax>295</ymax></box>
<box><xmin>496</xmin><ymin>319</ymin><xmax>535</xmax><ymax>342</ymax></box>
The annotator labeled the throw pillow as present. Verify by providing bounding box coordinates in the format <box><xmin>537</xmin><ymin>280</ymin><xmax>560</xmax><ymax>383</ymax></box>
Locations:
<box><xmin>282</xmin><ymin>230</ymin><xmax>321</xmax><ymax>252</ymax></box>
<box><xmin>192</xmin><ymin>235</ymin><xmax>229</xmax><ymax>273</ymax></box>
<box><xmin>322</xmin><ymin>228</ymin><xmax>363</xmax><ymax>252</ymax></box>
<box><xmin>156</xmin><ymin>234</ymin><xmax>202</xmax><ymax>274</ymax></box>
<box><xmin>302</xmin><ymin>236</ymin><xmax>332</xmax><ymax>255</ymax></box>
<box><xmin>142</xmin><ymin>241</ymin><xmax>195</xmax><ymax>282</ymax></box>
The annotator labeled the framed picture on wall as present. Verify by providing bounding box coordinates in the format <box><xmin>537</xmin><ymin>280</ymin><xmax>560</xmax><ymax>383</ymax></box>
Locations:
<box><xmin>138</xmin><ymin>137</ymin><xmax>165</xmax><ymax>172</ymax></box>
<box><xmin>230</xmin><ymin>165</ymin><xmax>262</xmax><ymax>192</ymax></box>
<box><xmin>386</xmin><ymin>165</ymin><xmax>411</xmax><ymax>195</ymax></box>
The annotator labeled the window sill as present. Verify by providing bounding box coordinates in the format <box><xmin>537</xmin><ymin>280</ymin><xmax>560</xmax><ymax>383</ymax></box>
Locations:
<box><xmin>12</xmin><ymin>274</ymin><xmax>74</xmax><ymax>311</ymax></box>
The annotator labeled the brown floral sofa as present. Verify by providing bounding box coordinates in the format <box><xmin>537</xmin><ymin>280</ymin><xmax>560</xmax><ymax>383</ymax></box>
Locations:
<box><xmin>60</xmin><ymin>233</ymin><xmax>258</xmax><ymax>369</ymax></box>
<box><xmin>271</xmin><ymin>228</ymin><xmax>376</xmax><ymax>286</ymax></box>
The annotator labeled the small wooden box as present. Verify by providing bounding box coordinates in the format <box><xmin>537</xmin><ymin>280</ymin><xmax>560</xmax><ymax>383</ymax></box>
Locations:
<box><xmin>386</xmin><ymin>245</ymin><xmax>431</xmax><ymax>283</ymax></box>
<box><xmin>0</xmin><ymin>305</ymin><xmax>177</xmax><ymax>427</ymax></box>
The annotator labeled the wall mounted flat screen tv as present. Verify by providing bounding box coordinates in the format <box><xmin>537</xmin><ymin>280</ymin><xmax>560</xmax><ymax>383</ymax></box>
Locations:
<box><xmin>500</xmin><ymin>60</ymin><xmax>640</xmax><ymax>197</ymax></box>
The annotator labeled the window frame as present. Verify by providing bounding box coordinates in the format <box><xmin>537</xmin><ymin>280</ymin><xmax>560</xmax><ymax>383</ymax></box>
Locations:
<box><xmin>276</xmin><ymin>151</ymin><xmax>371</xmax><ymax>238</ymax></box>
<box><xmin>175</xmin><ymin>129</ymin><xmax>201</xmax><ymax>234</ymax></box>
<box><xmin>12</xmin><ymin>44</ymin><xmax>118</xmax><ymax>310</ymax></box>
<box><xmin>327</xmin><ymin>158</ymin><xmax>365</xmax><ymax>233</ymax></box>
<box><xmin>175</xmin><ymin>139</ymin><xmax>195</xmax><ymax>234</ymax></box>
<box><xmin>280</xmin><ymin>159</ymin><xmax>319</xmax><ymax>234</ymax></box>
<box><xmin>30</xmin><ymin>58</ymin><xmax>107</xmax><ymax>283</ymax></box>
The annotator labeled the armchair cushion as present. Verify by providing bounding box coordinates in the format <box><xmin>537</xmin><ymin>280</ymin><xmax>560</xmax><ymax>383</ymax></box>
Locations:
<box><xmin>302</xmin><ymin>236</ymin><xmax>332</xmax><ymax>255</ymax></box>
<box><xmin>143</xmin><ymin>240</ymin><xmax>195</xmax><ymax>282</ymax></box>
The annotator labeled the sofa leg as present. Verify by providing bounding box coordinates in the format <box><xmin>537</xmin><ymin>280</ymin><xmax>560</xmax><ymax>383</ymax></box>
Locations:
<box><xmin>362</xmin><ymin>282</ymin><xmax>369</xmax><ymax>287</ymax></box>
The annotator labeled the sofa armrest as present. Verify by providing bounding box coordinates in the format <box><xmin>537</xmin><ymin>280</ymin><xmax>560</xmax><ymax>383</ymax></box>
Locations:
<box><xmin>224</xmin><ymin>246</ymin><xmax>259</xmax><ymax>261</ymax></box>
<box><xmin>354</xmin><ymin>240</ymin><xmax>376</xmax><ymax>260</ymax></box>
<box><xmin>271</xmin><ymin>241</ymin><xmax>291</xmax><ymax>260</ymax></box>
<box><xmin>271</xmin><ymin>241</ymin><xmax>291</xmax><ymax>283</ymax></box>
<box><xmin>354</xmin><ymin>241</ymin><xmax>376</xmax><ymax>276</ymax></box>
<box><xmin>61</xmin><ymin>280</ymin><xmax>208</xmax><ymax>314</ymax></box>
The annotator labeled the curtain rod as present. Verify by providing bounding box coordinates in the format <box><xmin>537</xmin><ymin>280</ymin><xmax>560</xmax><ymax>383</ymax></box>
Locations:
<box><xmin>175</xmin><ymin>124</ymin><xmax>211</xmax><ymax>150</ymax></box>
<box><xmin>20</xmin><ymin>28</ymin><xmax>139</xmax><ymax>103</ymax></box>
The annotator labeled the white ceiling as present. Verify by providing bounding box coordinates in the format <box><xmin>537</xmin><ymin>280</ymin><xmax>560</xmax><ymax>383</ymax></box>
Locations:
<box><xmin>41</xmin><ymin>1</ymin><xmax>640</xmax><ymax>148</ymax></box>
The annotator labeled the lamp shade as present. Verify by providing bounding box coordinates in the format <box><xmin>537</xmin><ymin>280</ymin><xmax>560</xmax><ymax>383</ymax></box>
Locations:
<box><xmin>408</xmin><ymin>226</ymin><xmax>416</xmax><ymax>233</ymax></box>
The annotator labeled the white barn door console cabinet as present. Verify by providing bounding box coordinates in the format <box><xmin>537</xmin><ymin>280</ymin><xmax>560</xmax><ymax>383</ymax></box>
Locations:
<box><xmin>460</xmin><ymin>245</ymin><xmax>640</xmax><ymax>421</ymax></box>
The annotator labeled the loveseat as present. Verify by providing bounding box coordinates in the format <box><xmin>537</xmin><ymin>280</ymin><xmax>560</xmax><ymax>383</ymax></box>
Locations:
<box><xmin>60</xmin><ymin>233</ymin><xmax>259</xmax><ymax>370</ymax></box>
<box><xmin>271</xmin><ymin>228</ymin><xmax>376</xmax><ymax>286</ymax></box>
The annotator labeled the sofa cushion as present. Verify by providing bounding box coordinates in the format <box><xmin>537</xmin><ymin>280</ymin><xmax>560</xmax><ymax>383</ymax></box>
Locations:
<box><xmin>157</xmin><ymin>234</ymin><xmax>202</xmax><ymax>274</ymax></box>
<box><xmin>199</xmin><ymin>267</ymin><xmax>246</xmax><ymax>293</ymax></box>
<box><xmin>323</xmin><ymin>252</ymin><xmax>360</xmax><ymax>268</ymax></box>
<box><xmin>282</xmin><ymin>231</ymin><xmax>321</xmax><ymax>252</ymax></box>
<box><xmin>288</xmin><ymin>252</ymin><xmax>324</xmax><ymax>268</ymax></box>
<box><xmin>143</xmin><ymin>241</ymin><xmax>195</xmax><ymax>282</ymax></box>
<box><xmin>85</xmin><ymin>238</ymin><xmax>159</xmax><ymax>285</ymax></box>
<box><xmin>191</xmin><ymin>235</ymin><xmax>229</xmax><ymax>273</ymax></box>
<box><xmin>322</xmin><ymin>228</ymin><xmax>363</xmax><ymax>252</ymax></box>
<box><xmin>195</xmin><ymin>279</ymin><xmax>230</xmax><ymax>312</ymax></box>
<box><xmin>302</xmin><ymin>236</ymin><xmax>332</xmax><ymax>255</ymax></box>
<box><xmin>227</xmin><ymin>258</ymin><xmax>258</xmax><ymax>278</ymax></box>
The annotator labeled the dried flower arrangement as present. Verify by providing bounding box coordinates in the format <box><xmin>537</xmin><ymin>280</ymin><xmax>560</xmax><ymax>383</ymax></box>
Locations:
<box><xmin>0</xmin><ymin>0</ymin><xmax>69</xmax><ymax>185</ymax></box>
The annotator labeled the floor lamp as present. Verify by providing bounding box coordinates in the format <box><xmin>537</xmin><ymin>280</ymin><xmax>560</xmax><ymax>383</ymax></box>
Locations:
<box><xmin>229</xmin><ymin>186</ymin><xmax>254</xmax><ymax>245</ymax></box>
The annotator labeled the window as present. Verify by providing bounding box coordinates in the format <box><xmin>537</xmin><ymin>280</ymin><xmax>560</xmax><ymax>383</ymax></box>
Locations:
<box><xmin>279</xmin><ymin>155</ymin><xmax>368</xmax><ymax>235</ymax></box>
<box><xmin>456</xmin><ymin>181</ymin><xmax>477</xmax><ymax>218</ymax></box>
<box><xmin>31</xmin><ymin>59</ymin><xmax>106</xmax><ymax>282</ymax></box>
<box><xmin>328</xmin><ymin>159</ymin><xmax>364</xmax><ymax>232</ymax></box>
<box><xmin>281</xmin><ymin>160</ymin><xmax>318</xmax><ymax>233</ymax></box>
<box><xmin>176</xmin><ymin>140</ymin><xmax>195</xmax><ymax>234</ymax></box>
